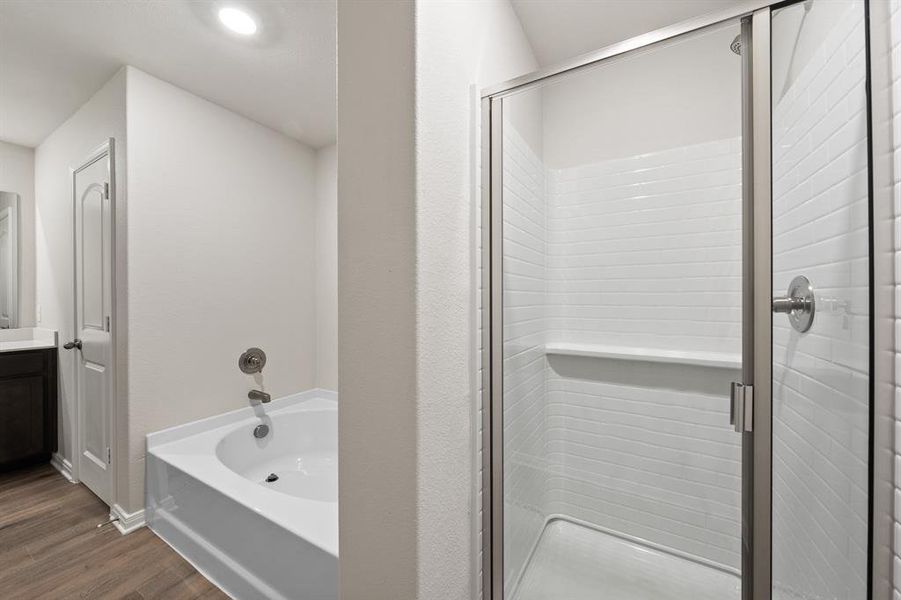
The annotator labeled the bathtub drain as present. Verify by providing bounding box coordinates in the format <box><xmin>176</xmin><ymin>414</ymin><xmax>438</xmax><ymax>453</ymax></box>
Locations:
<box><xmin>265</xmin><ymin>473</ymin><xmax>279</xmax><ymax>483</ymax></box>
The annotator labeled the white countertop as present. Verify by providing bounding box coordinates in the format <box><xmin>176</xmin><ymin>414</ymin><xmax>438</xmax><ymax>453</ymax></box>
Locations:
<box><xmin>0</xmin><ymin>328</ymin><xmax>58</xmax><ymax>353</ymax></box>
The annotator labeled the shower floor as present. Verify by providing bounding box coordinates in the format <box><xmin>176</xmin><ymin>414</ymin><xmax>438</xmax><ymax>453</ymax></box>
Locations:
<box><xmin>512</xmin><ymin>519</ymin><xmax>740</xmax><ymax>600</ymax></box>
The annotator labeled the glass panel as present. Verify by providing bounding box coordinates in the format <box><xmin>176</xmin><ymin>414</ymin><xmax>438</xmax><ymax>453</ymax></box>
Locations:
<box><xmin>770</xmin><ymin>1</ymin><xmax>870</xmax><ymax>599</ymax></box>
<box><xmin>500</xmin><ymin>22</ymin><xmax>744</xmax><ymax>600</ymax></box>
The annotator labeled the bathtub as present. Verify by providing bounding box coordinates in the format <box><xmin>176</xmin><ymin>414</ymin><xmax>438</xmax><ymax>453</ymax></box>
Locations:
<box><xmin>145</xmin><ymin>389</ymin><xmax>338</xmax><ymax>600</ymax></box>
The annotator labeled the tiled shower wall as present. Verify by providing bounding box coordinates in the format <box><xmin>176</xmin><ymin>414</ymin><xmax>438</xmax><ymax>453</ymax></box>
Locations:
<box><xmin>500</xmin><ymin>129</ymin><xmax>747</xmax><ymax>571</ymax></box>
<box><xmin>770</xmin><ymin>4</ymin><xmax>870</xmax><ymax>599</ymax></box>
<box><xmin>501</xmin><ymin>126</ymin><xmax>549</xmax><ymax>589</ymax></box>
<box><xmin>543</xmin><ymin>140</ymin><xmax>744</xmax><ymax>570</ymax></box>
<box><xmin>545</xmin><ymin>140</ymin><xmax>743</xmax><ymax>353</ymax></box>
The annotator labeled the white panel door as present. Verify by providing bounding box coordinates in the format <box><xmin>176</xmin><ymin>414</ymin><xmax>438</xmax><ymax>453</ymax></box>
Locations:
<box><xmin>74</xmin><ymin>148</ymin><xmax>113</xmax><ymax>504</ymax></box>
<box><xmin>0</xmin><ymin>207</ymin><xmax>11</xmax><ymax>329</ymax></box>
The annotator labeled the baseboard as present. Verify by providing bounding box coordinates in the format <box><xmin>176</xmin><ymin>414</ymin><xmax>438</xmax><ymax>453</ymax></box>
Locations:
<box><xmin>50</xmin><ymin>453</ymin><xmax>76</xmax><ymax>483</ymax></box>
<box><xmin>111</xmin><ymin>503</ymin><xmax>146</xmax><ymax>535</ymax></box>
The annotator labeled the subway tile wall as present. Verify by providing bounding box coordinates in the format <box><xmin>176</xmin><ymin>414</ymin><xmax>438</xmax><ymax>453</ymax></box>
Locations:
<box><xmin>502</xmin><ymin>125</ymin><xmax>550</xmax><ymax>592</ymax></box>
<box><xmin>770</xmin><ymin>3</ymin><xmax>870</xmax><ymax>599</ymax></box>
<box><xmin>543</xmin><ymin>139</ymin><xmax>745</xmax><ymax>570</ymax></box>
<box><xmin>502</xmin><ymin>129</ymin><xmax>746</xmax><ymax>579</ymax></box>
<box><xmin>545</xmin><ymin>139</ymin><xmax>744</xmax><ymax>354</ymax></box>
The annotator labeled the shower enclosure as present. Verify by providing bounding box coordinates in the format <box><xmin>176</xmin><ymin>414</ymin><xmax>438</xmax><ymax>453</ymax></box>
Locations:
<box><xmin>480</xmin><ymin>1</ymin><xmax>892</xmax><ymax>598</ymax></box>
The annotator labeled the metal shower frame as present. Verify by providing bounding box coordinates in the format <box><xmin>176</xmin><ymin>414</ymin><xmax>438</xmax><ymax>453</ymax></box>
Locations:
<box><xmin>479</xmin><ymin>1</ymin><xmax>894</xmax><ymax>598</ymax></box>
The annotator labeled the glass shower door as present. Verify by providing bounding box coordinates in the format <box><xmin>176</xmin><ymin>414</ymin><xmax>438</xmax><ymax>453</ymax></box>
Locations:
<box><xmin>485</xmin><ymin>3</ymin><xmax>877</xmax><ymax>599</ymax></box>
<box><xmin>493</xmin><ymin>20</ymin><xmax>747</xmax><ymax>600</ymax></box>
<box><xmin>770</xmin><ymin>2</ymin><xmax>871</xmax><ymax>598</ymax></box>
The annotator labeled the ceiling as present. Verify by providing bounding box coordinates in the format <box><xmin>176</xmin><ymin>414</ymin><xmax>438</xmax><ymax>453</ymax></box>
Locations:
<box><xmin>510</xmin><ymin>0</ymin><xmax>741</xmax><ymax>66</ymax></box>
<box><xmin>0</xmin><ymin>0</ymin><xmax>336</xmax><ymax>149</ymax></box>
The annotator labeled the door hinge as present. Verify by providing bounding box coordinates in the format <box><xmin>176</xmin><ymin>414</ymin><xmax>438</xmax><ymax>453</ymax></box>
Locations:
<box><xmin>105</xmin><ymin>316</ymin><xmax>111</xmax><ymax>332</ymax></box>
<box><xmin>730</xmin><ymin>382</ymin><xmax>753</xmax><ymax>433</ymax></box>
<box><xmin>103</xmin><ymin>182</ymin><xmax>110</xmax><ymax>200</ymax></box>
<box><xmin>107</xmin><ymin>447</ymin><xmax>111</xmax><ymax>464</ymax></box>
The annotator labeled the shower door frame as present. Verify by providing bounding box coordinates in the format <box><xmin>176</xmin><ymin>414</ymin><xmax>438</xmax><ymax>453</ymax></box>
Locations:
<box><xmin>479</xmin><ymin>1</ymin><xmax>892</xmax><ymax>599</ymax></box>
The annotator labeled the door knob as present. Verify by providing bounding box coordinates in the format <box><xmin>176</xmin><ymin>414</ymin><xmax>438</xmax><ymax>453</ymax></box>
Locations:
<box><xmin>63</xmin><ymin>339</ymin><xmax>82</xmax><ymax>350</ymax></box>
<box><xmin>772</xmin><ymin>275</ymin><xmax>815</xmax><ymax>333</ymax></box>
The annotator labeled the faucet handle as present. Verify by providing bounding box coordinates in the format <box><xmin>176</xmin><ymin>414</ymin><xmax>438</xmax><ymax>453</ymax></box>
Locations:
<box><xmin>239</xmin><ymin>348</ymin><xmax>266</xmax><ymax>374</ymax></box>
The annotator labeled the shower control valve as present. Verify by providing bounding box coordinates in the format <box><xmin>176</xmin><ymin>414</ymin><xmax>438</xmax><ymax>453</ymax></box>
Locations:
<box><xmin>772</xmin><ymin>275</ymin><xmax>815</xmax><ymax>333</ymax></box>
<box><xmin>239</xmin><ymin>347</ymin><xmax>266</xmax><ymax>374</ymax></box>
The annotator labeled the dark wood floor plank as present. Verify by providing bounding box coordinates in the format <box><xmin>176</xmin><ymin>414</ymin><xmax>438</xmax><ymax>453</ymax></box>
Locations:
<box><xmin>0</xmin><ymin>464</ymin><xmax>227</xmax><ymax>600</ymax></box>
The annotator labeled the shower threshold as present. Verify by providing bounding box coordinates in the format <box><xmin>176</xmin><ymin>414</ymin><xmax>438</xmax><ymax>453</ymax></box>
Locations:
<box><xmin>512</xmin><ymin>519</ymin><xmax>740</xmax><ymax>600</ymax></box>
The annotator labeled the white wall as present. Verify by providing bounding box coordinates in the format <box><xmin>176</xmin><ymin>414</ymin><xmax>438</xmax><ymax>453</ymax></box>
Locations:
<box><xmin>123</xmin><ymin>67</ymin><xmax>319</xmax><ymax>512</ymax></box>
<box><xmin>541</xmin><ymin>23</ymin><xmax>741</xmax><ymax>168</ymax></box>
<box><xmin>315</xmin><ymin>144</ymin><xmax>337</xmax><ymax>391</ymax></box>
<box><xmin>338</xmin><ymin>2</ymin><xmax>417</xmax><ymax>597</ymax></box>
<box><xmin>337</xmin><ymin>0</ymin><xmax>538</xmax><ymax>597</ymax></box>
<box><xmin>0</xmin><ymin>140</ymin><xmax>35</xmax><ymax>327</ymax></box>
<box><xmin>34</xmin><ymin>69</ymin><xmax>127</xmax><ymax>476</ymax></box>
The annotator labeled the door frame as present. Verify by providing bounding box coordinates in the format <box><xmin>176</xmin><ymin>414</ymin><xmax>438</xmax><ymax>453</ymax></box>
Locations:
<box><xmin>70</xmin><ymin>138</ymin><xmax>117</xmax><ymax>512</ymax></box>
<box><xmin>479</xmin><ymin>1</ymin><xmax>892</xmax><ymax>598</ymax></box>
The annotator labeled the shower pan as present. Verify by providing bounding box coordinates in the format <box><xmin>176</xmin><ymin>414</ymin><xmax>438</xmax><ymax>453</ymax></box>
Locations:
<box><xmin>479</xmin><ymin>1</ymin><xmax>893</xmax><ymax>599</ymax></box>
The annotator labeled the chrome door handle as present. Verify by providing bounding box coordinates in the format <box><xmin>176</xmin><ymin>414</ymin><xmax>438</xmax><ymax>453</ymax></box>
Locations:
<box><xmin>63</xmin><ymin>339</ymin><xmax>82</xmax><ymax>350</ymax></box>
<box><xmin>730</xmin><ymin>382</ymin><xmax>753</xmax><ymax>433</ymax></box>
<box><xmin>772</xmin><ymin>275</ymin><xmax>815</xmax><ymax>333</ymax></box>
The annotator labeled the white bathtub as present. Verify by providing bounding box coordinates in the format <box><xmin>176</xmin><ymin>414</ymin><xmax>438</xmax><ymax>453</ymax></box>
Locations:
<box><xmin>145</xmin><ymin>389</ymin><xmax>338</xmax><ymax>600</ymax></box>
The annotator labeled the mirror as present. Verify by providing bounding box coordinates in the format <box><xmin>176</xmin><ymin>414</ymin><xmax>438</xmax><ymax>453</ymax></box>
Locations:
<box><xmin>0</xmin><ymin>191</ymin><xmax>18</xmax><ymax>329</ymax></box>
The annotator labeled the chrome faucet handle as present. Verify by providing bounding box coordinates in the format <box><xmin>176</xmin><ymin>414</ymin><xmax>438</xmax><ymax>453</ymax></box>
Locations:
<box><xmin>772</xmin><ymin>296</ymin><xmax>812</xmax><ymax>314</ymax></box>
<box><xmin>772</xmin><ymin>275</ymin><xmax>815</xmax><ymax>333</ymax></box>
<box><xmin>239</xmin><ymin>347</ymin><xmax>266</xmax><ymax>374</ymax></box>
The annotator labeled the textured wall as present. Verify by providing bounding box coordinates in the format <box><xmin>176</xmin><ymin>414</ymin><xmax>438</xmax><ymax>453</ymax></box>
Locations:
<box><xmin>770</xmin><ymin>2</ymin><xmax>870</xmax><ymax>598</ymax></box>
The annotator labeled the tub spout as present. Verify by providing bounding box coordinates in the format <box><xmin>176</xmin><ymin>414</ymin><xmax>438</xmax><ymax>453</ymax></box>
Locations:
<box><xmin>248</xmin><ymin>389</ymin><xmax>271</xmax><ymax>404</ymax></box>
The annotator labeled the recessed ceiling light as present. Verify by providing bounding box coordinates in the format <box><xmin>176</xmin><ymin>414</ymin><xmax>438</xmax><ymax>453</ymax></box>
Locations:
<box><xmin>218</xmin><ymin>7</ymin><xmax>257</xmax><ymax>36</ymax></box>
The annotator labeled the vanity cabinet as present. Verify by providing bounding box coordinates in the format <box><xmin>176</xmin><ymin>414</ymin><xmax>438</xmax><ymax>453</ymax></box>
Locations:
<box><xmin>0</xmin><ymin>348</ymin><xmax>58</xmax><ymax>471</ymax></box>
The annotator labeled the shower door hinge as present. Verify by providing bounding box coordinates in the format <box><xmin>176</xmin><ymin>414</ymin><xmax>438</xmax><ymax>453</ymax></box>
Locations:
<box><xmin>730</xmin><ymin>382</ymin><xmax>753</xmax><ymax>433</ymax></box>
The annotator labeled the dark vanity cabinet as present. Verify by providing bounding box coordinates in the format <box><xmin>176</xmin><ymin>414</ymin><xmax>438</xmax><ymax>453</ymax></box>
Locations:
<box><xmin>0</xmin><ymin>348</ymin><xmax>58</xmax><ymax>471</ymax></box>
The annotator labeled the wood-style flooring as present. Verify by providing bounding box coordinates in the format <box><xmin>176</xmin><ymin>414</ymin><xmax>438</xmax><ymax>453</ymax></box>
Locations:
<box><xmin>0</xmin><ymin>463</ymin><xmax>228</xmax><ymax>600</ymax></box>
